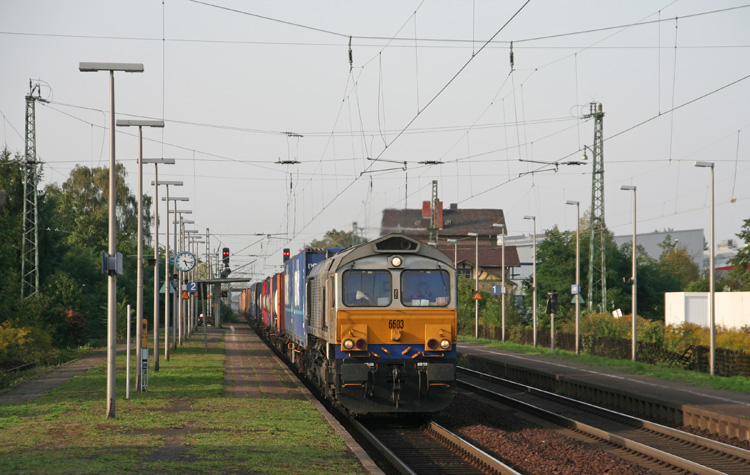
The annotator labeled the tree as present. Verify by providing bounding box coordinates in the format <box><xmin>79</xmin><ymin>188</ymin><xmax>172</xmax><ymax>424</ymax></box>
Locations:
<box><xmin>534</xmin><ymin>226</ymin><xmax>576</xmax><ymax>323</ymax></box>
<box><xmin>0</xmin><ymin>148</ymin><xmax>26</xmax><ymax>324</ymax></box>
<box><xmin>727</xmin><ymin>218</ymin><xmax>750</xmax><ymax>290</ymax></box>
<box><xmin>308</xmin><ymin>228</ymin><xmax>365</xmax><ymax>249</ymax></box>
<box><xmin>0</xmin><ymin>153</ymin><xmax>151</xmax><ymax>350</ymax></box>
<box><xmin>657</xmin><ymin>235</ymin><xmax>699</xmax><ymax>290</ymax></box>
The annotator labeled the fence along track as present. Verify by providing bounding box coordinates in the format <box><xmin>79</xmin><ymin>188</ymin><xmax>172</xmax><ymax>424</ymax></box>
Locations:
<box><xmin>472</xmin><ymin>326</ymin><xmax>750</xmax><ymax>377</ymax></box>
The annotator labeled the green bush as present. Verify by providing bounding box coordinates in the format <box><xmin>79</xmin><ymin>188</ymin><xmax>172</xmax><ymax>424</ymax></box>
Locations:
<box><xmin>0</xmin><ymin>321</ymin><xmax>53</xmax><ymax>367</ymax></box>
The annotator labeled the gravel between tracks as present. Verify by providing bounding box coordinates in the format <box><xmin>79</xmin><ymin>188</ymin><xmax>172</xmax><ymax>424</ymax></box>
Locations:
<box><xmin>433</xmin><ymin>393</ymin><xmax>658</xmax><ymax>475</ymax></box>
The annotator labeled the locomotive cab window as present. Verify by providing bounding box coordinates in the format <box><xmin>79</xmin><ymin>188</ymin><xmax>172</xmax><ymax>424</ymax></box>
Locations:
<box><xmin>342</xmin><ymin>270</ymin><xmax>391</xmax><ymax>307</ymax></box>
<box><xmin>401</xmin><ymin>270</ymin><xmax>451</xmax><ymax>307</ymax></box>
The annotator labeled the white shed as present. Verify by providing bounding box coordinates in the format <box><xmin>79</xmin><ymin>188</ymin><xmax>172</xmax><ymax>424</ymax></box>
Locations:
<box><xmin>665</xmin><ymin>292</ymin><xmax>750</xmax><ymax>329</ymax></box>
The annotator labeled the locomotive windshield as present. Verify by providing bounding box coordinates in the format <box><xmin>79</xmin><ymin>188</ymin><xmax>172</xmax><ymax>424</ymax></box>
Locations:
<box><xmin>342</xmin><ymin>270</ymin><xmax>392</xmax><ymax>307</ymax></box>
<box><xmin>401</xmin><ymin>270</ymin><xmax>451</xmax><ymax>307</ymax></box>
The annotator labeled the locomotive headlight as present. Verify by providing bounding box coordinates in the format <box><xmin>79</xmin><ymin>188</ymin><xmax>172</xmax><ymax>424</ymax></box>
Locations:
<box><xmin>343</xmin><ymin>339</ymin><xmax>355</xmax><ymax>350</ymax></box>
<box><xmin>440</xmin><ymin>339</ymin><xmax>451</xmax><ymax>350</ymax></box>
<box><xmin>427</xmin><ymin>338</ymin><xmax>438</xmax><ymax>350</ymax></box>
<box><xmin>390</xmin><ymin>256</ymin><xmax>402</xmax><ymax>267</ymax></box>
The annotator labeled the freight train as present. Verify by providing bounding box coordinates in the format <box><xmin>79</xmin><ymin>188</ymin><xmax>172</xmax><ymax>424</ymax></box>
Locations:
<box><xmin>239</xmin><ymin>233</ymin><xmax>457</xmax><ymax>414</ymax></box>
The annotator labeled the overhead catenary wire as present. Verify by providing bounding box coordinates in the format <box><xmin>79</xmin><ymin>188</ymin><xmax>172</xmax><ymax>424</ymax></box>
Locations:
<box><xmin>4</xmin><ymin>2</ymin><xmax>747</xmax><ymax>266</ymax></box>
<box><xmin>369</xmin><ymin>0</ymin><xmax>533</xmax><ymax>168</ymax></box>
<box><xmin>456</xmin><ymin>71</ymin><xmax>750</xmax><ymax>206</ymax></box>
<box><xmin>10</xmin><ymin>2</ymin><xmax>734</xmax><ymax>46</ymax></box>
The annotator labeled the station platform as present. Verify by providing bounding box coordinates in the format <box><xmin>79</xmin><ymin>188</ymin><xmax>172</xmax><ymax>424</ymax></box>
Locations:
<box><xmin>458</xmin><ymin>342</ymin><xmax>750</xmax><ymax>443</ymax></box>
<box><xmin>226</xmin><ymin>325</ymin><xmax>383</xmax><ymax>474</ymax></box>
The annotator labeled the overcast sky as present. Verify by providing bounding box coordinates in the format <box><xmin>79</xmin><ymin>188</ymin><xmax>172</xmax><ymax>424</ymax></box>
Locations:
<box><xmin>1</xmin><ymin>0</ymin><xmax>748</xmax><ymax>279</ymax></box>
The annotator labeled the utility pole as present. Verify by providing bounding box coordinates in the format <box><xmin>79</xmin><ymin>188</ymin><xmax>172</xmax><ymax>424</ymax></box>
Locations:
<box><xmin>584</xmin><ymin>103</ymin><xmax>607</xmax><ymax>312</ymax></box>
<box><xmin>22</xmin><ymin>82</ymin><xmax>46</xmax><ymax>299</ymax></box>
<box><xmin>428</xmin><ymin>180</ymin><xmax>439</xmax><ymax>247</ymax></box>
<box><xmin>204</xmin><ymin>228</ymin><xmax>210</xmax><ymax>350</ymax></box>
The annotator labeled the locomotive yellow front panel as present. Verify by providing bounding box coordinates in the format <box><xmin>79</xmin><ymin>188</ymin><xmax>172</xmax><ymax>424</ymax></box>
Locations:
<box><xmin>336</xmin><ymin>308</ymin><xmax>456</xmax><ymax>347</ymax></box>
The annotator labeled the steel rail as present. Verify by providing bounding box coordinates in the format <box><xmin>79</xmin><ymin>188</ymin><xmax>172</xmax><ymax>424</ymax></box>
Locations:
<box><xmin>458</xmin><ymin>366</ymin><xmax>750</xmax><ymax>475</ymax></box>
<box><xmin>348</xmin><ymin>417</ymin><xmax>417</xmax><ymax>475</ymax></box>
<box><xmin>426</xmin><ymin>421</ymin><xmax>521</xmax><ymax>475</ymax></box>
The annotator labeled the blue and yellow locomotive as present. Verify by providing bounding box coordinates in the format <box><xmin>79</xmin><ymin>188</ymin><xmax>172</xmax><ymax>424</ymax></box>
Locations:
<box><xmin>243</xmin><ymin>233</ymin><xmax>457</xmax><ymax>414</ymax></box>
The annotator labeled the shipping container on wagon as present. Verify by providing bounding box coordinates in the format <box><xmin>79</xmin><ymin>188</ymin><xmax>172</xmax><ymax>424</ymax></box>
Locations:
<box><xmin>284</xmin><ymin>248</ymin><xmax>343</xmax><ymax>347</ymax></box>
<box><xmin>249</xmin><ymin>282</ymin><xmax>262</xmax><ymax>324</ymax></box>
<box><xmin>239</xmin><ymin>288</ymin><xmax>250</xmax><ymax>316</ymax></box>
<box><xmin>273</xmin><ymin>272</ymin><xmax>285</xmax><ymax>334</ymax></box>
<box><xmin>261</xmin><ymin>277</ymin><xmax>271</xmax><ymax>327</ymax></box>
<box><xmin>270</xmin><ymin>274</ymin><xmax>278</xmax><ymax>329</ymax></box>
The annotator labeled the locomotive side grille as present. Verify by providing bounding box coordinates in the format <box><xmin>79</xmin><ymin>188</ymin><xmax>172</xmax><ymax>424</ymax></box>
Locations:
<box><xmin>309</xmin><ymin>277</ymin><xmax>324</xmax><ymax>329</ymax></box>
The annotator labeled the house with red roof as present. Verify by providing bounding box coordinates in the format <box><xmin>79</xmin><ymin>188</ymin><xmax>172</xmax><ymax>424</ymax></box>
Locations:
<box><xmin>381</xmin><ymin>201</ymin><xmax>520</xmax><ymax>291</ymax></box>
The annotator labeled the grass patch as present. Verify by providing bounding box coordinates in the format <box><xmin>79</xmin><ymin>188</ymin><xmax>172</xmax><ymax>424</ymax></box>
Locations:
<box><xmin>458</xmin><ymin>335</ymin><xmax>750</xmax><ymax>393</ymax></box>
<box><xmin>0</xmin><ymin>331</ymin><xmax>367</xmax><ymax>474</ymax></box>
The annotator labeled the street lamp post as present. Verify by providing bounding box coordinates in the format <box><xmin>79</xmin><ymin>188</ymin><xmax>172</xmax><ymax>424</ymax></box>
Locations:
<box><xmin>185</xmin><ymin>230</ymin><xmax>200</xmax><ymax>337</ymax></box>
<box><xmin>467</xmin><ymin>233</ymin><xmax>479</xmax><ymax>338</ymax></box>
<box><xmin>174</xmin><ymin>210</ymin><xmax>192</xmax><ymax>347</ymax></box>
<box><xmin>566</xmin><ymin>200</ymin><xmax>581</xmax><ymax>354</ymax></box>
<box><xmin>154</xmin><ymin>181</ymin><xmax>183</xmax><ymax>363</ymax></box>
<box><xmin>116</xmin><ymin>120</ymin><xmax>164</xmax><ymax>390</ymax></box>
<box><xmin>695</xmin><ymin>161</ymin><xmax>716</xmax><ymax>376</ymax></box>
<box><xmin>79</xmin><ymin>61</ymin><xmax>144</xmax><ymax>419</ymax></box>
<box><xmin>620</xmin><ymin>186</ymin><xmax>638</xmax><ymax>361</ymax></box>
<box><xmin>492</xmin><ymin>223</ymin><xmax>507</xmax><ymax>341</ymax></box>
<box><xmin>183</xmin><ymin>225</ymin><xmax>197</xmax><ymax>337</ymax></box>
<box><xmin>143</xmin><ymin>160</ymin><xmax>175</xmax><ymax>372</ymax></box>
<box><xmin>190</xmin><ymin>236</ymin><xmax>205</xmax><ymax>336</ymax></box>
<box><xmin>447</xmin><ymin>239</ymin><xmax>458</xmax><ymax>266</ymax></box>
<box><xmin>162</xmin><ymin>195</ymin><xmax>188</xmax><ymax>357</ymax></box>
<box><xmin>524</xmin><ymin>216</ymin><xmax>537</xmax><ymax>346</ymax></box>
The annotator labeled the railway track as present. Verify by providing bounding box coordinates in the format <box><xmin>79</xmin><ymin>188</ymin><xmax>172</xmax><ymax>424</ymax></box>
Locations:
<box><xmin>457</xmin><ymin>366</ymin><xmax>750</xmax><ymax>475</ymax></box>
<box><xmin>351</xmin><ymin>416</ymin><xmax>521</xmax><ymax>475</ymax></box>
<box><xmin>250</xmin><ymin>324</ymin><xmax>517</xmax><ymax>474</ymax></box>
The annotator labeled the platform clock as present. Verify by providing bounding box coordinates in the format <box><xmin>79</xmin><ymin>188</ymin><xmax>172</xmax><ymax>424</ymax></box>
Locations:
<box><xmin>175</xmin><ymin>251</ymin><xmax>197</xmax><ymax>272</ymax></box>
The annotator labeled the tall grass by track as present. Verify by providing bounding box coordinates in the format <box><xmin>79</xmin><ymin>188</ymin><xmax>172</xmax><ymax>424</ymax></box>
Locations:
<box><xmin>458</xmin><ymin>336</ymin><xmax>750</xmax><ymax>393</ymax></box>
<box><xmin>0</xmin><ymin>332</ymin><xmax>366</xmax><ymax>475</ymax></box>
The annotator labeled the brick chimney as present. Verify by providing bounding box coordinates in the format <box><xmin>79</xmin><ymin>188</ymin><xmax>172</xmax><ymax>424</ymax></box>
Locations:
<box><xmin>422</xmin><ymin>200</ymin><xmax>444</xmax><ymax>229</ymax></box>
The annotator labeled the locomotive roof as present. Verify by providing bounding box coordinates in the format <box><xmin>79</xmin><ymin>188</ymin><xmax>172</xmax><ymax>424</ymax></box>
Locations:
<box><xmin>325</xmin><ymin>233</ymin><xmax>454</xmax><ymax>271</ymax></box>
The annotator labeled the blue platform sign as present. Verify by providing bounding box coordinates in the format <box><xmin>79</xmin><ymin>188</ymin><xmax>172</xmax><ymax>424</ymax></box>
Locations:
<box><xmin>491</xmin><ymin>285</ymin><xmax>505</xmax><ymax>295</ymax></box>
<box><xmin>188</xmin><ymin>282</ymin><xmax>198</xmax><ymax>294</ymax></box>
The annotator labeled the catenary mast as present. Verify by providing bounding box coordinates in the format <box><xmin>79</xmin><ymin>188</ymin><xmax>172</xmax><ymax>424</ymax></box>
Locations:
<box><xmin>584</xmin><ymin>103</ymin><xmax>606</xmax><ymax>312</ymax></box>
<box><xmin>22</xmin><ymin>82</ymin><xmax>46</xmax><ymax>298</ymax></box>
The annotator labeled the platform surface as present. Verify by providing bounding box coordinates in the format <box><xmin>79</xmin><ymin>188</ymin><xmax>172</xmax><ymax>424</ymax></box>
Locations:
<box><xmin>459</xmin><ymin>343</ymin><xmax>750</xmax><ymax>421</ymax></box>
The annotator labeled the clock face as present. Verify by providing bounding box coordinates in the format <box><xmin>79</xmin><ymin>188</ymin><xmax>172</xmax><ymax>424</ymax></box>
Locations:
<box><xmin>176</xmin><ymin>252</ymin><xmax>196</xmax><ymax>272</ymax></box>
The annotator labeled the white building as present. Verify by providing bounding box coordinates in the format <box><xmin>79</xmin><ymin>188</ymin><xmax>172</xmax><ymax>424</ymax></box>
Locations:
<box><xmin>665</xmin><ymin>292</ymin><xmax>750</xmax><ymax>329</ymax></box>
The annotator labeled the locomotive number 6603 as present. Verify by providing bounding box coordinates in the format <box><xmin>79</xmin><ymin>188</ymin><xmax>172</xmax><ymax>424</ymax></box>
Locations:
<box><xmin>388</xmin><ymin>319</ymin><xmax>405</xmax><ymax>329</ymax></box>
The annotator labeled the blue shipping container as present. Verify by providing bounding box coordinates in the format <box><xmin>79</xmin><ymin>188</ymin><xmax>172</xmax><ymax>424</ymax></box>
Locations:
<box><xmin>284</xmin><ymin>248</ymin><xmax>342</xmax><ymax>347</ymax></box>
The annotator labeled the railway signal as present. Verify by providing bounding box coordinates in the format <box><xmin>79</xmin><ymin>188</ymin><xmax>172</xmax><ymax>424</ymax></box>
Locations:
<box><xmin>546</xmin><ymin>290</ymin><xmax>558</xmax><ymax>314</ymax></box>
<box><xmin>546</xmin><ymin>290</ymin><xmax>558</xmax><ymax>354</ymax></box>
<box><xmin>222</xmin><ymin>247</ymin><xmax>230</xmax><ymax>266</ymax></box>
<box><xmin>283</xmin><ymin>248</ymin><xmax>290</xmax><ymax>262</ymax></box>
